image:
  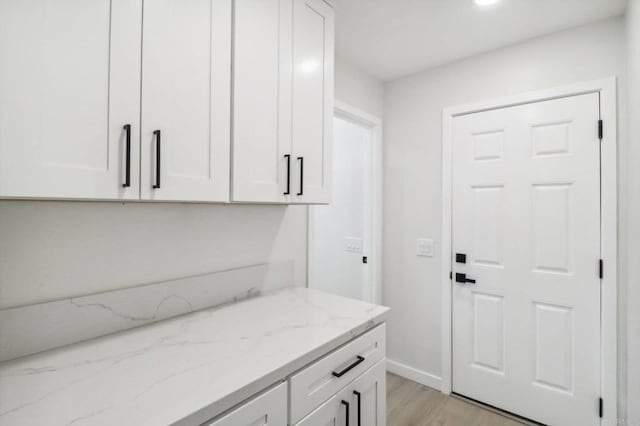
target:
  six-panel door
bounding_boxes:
[140,0,231,202]
[451,93,601,425]
[0,0,142,200]
[291,0,334,204]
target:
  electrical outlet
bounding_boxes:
[416,238,434,257]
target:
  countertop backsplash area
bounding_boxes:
[0,261,294,362]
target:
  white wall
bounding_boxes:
[383,16,628,411]
[625,1,640,424]
[0,201,308,309]
[335,56,385,118]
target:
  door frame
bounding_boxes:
[307,99,384,304]
[440,77,617,424]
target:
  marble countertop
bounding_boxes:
[0,287,389,426]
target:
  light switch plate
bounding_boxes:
[416,238,434,257]
[345,237,363,253]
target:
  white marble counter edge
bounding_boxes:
[176,311,389,426]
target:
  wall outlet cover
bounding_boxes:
[345,237,363,253]
[416,238,434,257]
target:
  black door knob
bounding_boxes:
[455,273,476,284]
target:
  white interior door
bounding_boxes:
[140,0,230,202]
[451,93,601,425]
[312,116,373,301]
[0,0,141,200]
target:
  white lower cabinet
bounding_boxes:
[291,325,386,426]
[289,324,386,423]
[203,326,386,426]
[347,359,387,426]
[295,385,351,426]
[295,360,386,426]
[206,382,287,426]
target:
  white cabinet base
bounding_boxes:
[295,359,386,426]
[203,326,387,426]
[206,382,287,426]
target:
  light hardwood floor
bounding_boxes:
[387,373,524,426]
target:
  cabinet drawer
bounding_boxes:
[289,324,386,423]
[294,359,386,426]
[205,382,287,426]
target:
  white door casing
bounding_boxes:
[140,0,230,202]
[0,0,142,200]
[451,93,601,425]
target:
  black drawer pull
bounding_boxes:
[284,154,291,195]
[153,130,161,189]
[341,400,350,426]
[353,391,361,426]
[122,124,131,188]
[332,355,365,378]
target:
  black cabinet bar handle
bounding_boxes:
[284,154,291,195]
[296,156,304,196]
[153,130,161,189]
[353,391,361,426]
[341,400,350,426]
[122,124,131,188]
[332,355,365,378]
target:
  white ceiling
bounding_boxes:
[335,0,628,81]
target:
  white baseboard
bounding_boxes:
[386,359,442,391]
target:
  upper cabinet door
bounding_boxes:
[0,0,142,200]
[140,0,231,202]
[232,0,293,203]
[291,0,334,204]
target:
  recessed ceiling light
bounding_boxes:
[475,0,499,6]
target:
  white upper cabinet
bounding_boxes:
[291,0,334,204]
[232,0,292,203]
[0,0,142,200]
[232,0,334,204]
[0,0,331,203]
[140,0,231,202]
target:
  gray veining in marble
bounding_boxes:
[0,287,389,426]
[0,261,294,362]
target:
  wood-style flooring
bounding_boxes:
[387,373,524,426]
